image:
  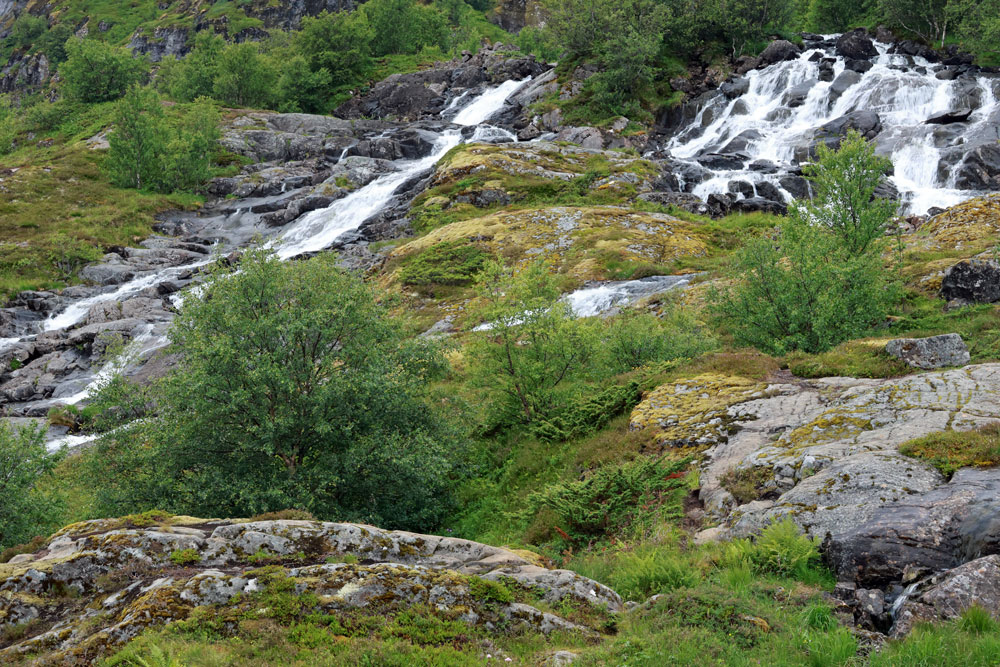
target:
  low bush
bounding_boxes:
[169,548,201,566]
[608,548,701,601]
[720,518,821,578]
[397,241,487,286]
[719,466,775,505]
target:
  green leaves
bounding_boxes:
[0,421,64,549]
[60,38,147,103]
[87,249,459,531]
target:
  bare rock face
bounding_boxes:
[0,517,621,664]
[891,555,1000,637]
[885,333,970,369]
[758,40,801,66]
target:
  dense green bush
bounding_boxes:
[397,241,487,286]
[85,249,460,531]
[60,38,147,103]
[720,518,822,577]
[604,308,715,374]
[0,422,64,549]
[529,381,643,442]
[712,132,901,355]
[104,86,220,193]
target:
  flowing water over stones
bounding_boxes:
[0,79,536,435]
[658,33,1000,214]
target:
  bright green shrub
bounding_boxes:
[397,242,487,286]
[60,38,147,103]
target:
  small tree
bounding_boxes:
[159,31,225,102]
[468,260,597,424]
[60,38,147,103]
[712,134,901,354]
[879,0,949,46]
[103,85,167,190]
[213,42,277,108]
[364,0,443,56]
[0,422,64,549]
[295,10,373,89]
[804,130,896,257]
[86,249,458,530]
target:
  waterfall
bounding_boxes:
[665,35,1000,214]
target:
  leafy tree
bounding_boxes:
[213,41,277,108]
[468,260,597,424]
[295,10,373,88]
[803,131,896,256]
[364,0,447,56]
[103,86,167,190]
[949,0,1000,61]
[542,0,616,61]
[7,13,47,51]
[86,250,459,530]
[0,422,63,549]
[723,0,797,57]
[711,134,901,354]
[60,38,147,103]
[34,23,73,64]
[104,86,219,193]
[879,0,949,46]
[807,0,876,32]
[604,308,715,373]
[158,31,225,102]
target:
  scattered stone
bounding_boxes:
[940,260,1000,305]
[885,334,970,369]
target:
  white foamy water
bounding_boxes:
[667,37,1000,214]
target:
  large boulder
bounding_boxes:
[836,29,879,60]
[953,143,1000,190]
[885,333,970,369]
[940,260,1000,305]
[0,517,621,664]
[758,40,801,66]
[798,111,882,160]
[892,555,1000,637]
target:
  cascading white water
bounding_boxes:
[273,77,531,260]
[667,36,1000,214]
[566,275,693,318]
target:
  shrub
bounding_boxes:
[603,308,716,374]
[467,576,513,603]
[248,509,317,522]
[397,241,487,286]
[169,548,201,566]
[721,518,821,578]
[521,456,691,545]
[212,42,277,108]
[0,421,64,549]
[959,605,999,634]
[529,381,643,443]
[85,249,459,532]
[719,466,775,505]
[899,423,1000,477]
[60,38,147,103]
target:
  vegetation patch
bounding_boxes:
[899,423,1000,477]
[720,466,776,505]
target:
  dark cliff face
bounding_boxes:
[490,0,546,34]
[0,50,48,94]
[243,0,360,29]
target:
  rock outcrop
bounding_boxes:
[885,334,970,369]
[0,517,620,664]
[940,259,1000,305]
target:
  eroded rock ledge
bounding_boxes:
[0,517,620,664]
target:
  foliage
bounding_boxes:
[803,132,897,257]
[397,241,487,286]
[104,86,220,193]
[603,308,716,374]
[606,547,701,600]
[168,548,201,566]
[295,10,374,90]
[529,381,643,442]
[806,0,878,32]
[0,421,64,549]
[879,0,950,46]
[899,423,1000,477]
[6,14,47,52]
[467,576,513,603]
[711,134,901,355]
[520,456,692,546]
[802,626,858,667]
[719,465,775,504]
[720,518,822,578]
[948,0,1000,62]
[468,260,598,424]
[60,38,147,103]
[363,0,448,56]
[212,42,277,109]
[84,249,459,531]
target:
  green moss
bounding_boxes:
[899,423,1000,477]
[719,466,775,505]
[467,576,513,604]
[396,241,487,287]
[168,549,201,566]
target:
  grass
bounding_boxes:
[899,423,1000,477]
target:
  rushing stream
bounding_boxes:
[666,35,1000,214]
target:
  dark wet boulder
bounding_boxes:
[818,58,836,82]
[893,39,940,62]
[779,174,813,200]
[953,144,1000,190]
[845,59,874,74]
[758,40,801,66]
[754,180,785,203]
[720,78,750,98]
[783,79,817,107]
[892,555,1000,637]
[638,192,714,217]
[925,108,973,124]
[727,180,755,198]
[732,196,787,215]
[825,468,1000,588]
[797,111,882,161]
[749,159,778,174]
[696,153,747,170]
[940,260,1000,305]
[719,129,762,153]
[836,29,878,60]
[829,70,862,102]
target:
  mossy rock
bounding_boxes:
[922,194,1000,252]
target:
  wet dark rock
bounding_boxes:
[818,58,836,82]
[935,67,960,80]
[720,78,750,98]
[749,159,778,174]
[836,29,878,60]
[893,39,940,62]
[637,192,713,216]
[754,180,784,203]
[696,153,747,170]
[779,174,813,200]
[706,193,734,217]
[953,143,1000,190]
[846,59,874,74]
[925,108,973,124]
[799,110,882,160]
[783,79,817,107]
[892,555,1000,637]
[727,180,755,198]
[731,196,787,215]
[758,40,801,66]
[825,468,1000,588]
[719,129,762,153]
[940,260,1000,305]
[829,70,862,102]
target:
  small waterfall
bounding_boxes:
[665,35,1000,214]
[566,275,693,317]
